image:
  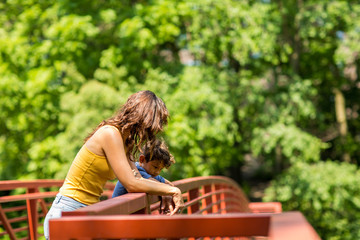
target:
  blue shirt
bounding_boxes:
[112,162,165,197]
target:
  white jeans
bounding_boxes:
[43,193,87,239]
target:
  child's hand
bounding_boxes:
[160,195,174,215]
[169,187,184,216]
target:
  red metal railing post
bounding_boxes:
[214,184,224,213]
[188,188,199,214]
[202,185,213,215]
[39,199,48,215]
[220,185,226,214]
[211,184,218,213]
[26,188,38,240]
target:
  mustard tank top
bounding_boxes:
[59,145,116,205]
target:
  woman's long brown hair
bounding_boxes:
[85,90,169,161]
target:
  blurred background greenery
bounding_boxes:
[1,0,360,239]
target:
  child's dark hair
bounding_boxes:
[143,138,175,169]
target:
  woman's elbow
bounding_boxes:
[126,186,137,193]
[124,179,141,193]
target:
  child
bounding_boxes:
[112,139,175,197]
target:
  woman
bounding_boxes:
[44,90,184,239]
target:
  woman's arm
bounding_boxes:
[164,178,174,186]
[128,160,142,179]
[95,126,183,215]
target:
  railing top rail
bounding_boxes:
[172,176,242,192]
[0,176,236,191]
[0,180,64,191]
[0,192,58,203]
[63,193,153,216]
[51,212,271,239]
[50,212,321,240]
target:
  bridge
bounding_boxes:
[0,176,320,239]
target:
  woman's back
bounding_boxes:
[60,144,116,205]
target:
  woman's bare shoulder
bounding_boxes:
[94,125,119,137]
[85,125,122,155]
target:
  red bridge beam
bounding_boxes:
[50,213,270,239]
[50,211,321,240]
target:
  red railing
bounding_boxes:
[0,176,320,240]
[49,176,320,240]
[0,179,114,240]
[51,212,320,240]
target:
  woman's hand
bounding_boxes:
[168,187,184,216]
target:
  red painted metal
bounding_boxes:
[62,192,149,216]
[0,205,16,239]
[0,179,115,240]
[26,188,38,240]
[269,211,321,240]
[0,180,63,190]
[49,212,322,240]
[50,212,321,240]
[62,176,255,217]
[188,188,200,214]
[50,176,322,239]
[202,185,212,214]
[1,176,320,240]
[249,202,282,213]
[50,213,271,239]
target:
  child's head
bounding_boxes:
[139,139,175,177]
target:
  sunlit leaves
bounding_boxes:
[0,1,359,216]
[100,9,117,24]
[264,161,360,240]
[55,81,124,174]
[252,123,329,164]
[162,67,239,178]
[188,0,278,67]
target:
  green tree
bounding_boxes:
[264,161,360,240]
[1,1,360,193]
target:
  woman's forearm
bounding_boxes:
[164,178,174,186]
[126,177,179,196]
[126,177,183,215]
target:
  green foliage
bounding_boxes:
[0,227,11,240]
[252,123,329,164]
[55,81,124,178]
[1,1,360,236]
[264,161,360,240]
[0,0,360,193]
[162,67,239,178]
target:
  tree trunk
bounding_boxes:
[333,88,350,162]
[274,145,282,174]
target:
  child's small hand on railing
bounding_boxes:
[169,187,184,216]
[160,195,174,215]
